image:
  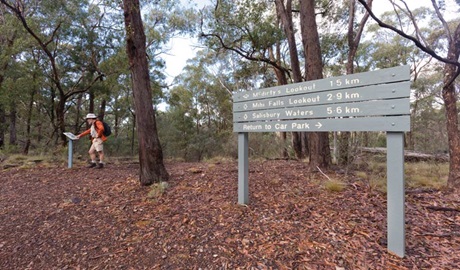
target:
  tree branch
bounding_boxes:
[357,0,460,69]
[0,0,65,96]
[200,32,291,75]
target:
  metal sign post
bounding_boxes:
[238,132,249,204]
[387,132,406,257]
[233,66,410,257]
[63,132,79,168]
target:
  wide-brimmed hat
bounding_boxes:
[85,113,97,119]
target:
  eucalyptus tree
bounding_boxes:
[299,0,333,168]
[364,7,443,154]
[0,4,17,148]
[274,0,305,159]
[316,0,373,165]
[162,49,237,160]
[0,3,44,151]
[273,0,333,168]
[122,0,171,185]
[358,0,460,188]
[201,0,316,159]
[0,0,113,146]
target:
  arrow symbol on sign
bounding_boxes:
[243,94,249,99]
[315,122,322,129]
[243,114,248,120]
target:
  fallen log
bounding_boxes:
[359,147,449,162]
[426,206,460,213]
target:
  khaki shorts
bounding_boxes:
[89,138,104,153]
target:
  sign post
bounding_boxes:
[387,132,405,256]
[63,132,79,168]
[238,133,249,204]
[233,66,410,257]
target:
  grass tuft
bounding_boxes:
[323,179,346,192]
[146,182,169,200]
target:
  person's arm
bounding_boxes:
[77,128,91,139]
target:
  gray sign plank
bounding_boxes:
[233,115,410,132]
[233,81,410,112]
[233,65,410,102]
[234,98,409,122]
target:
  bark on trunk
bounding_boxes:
[275,0,304,159]
[24,83,37,154]
[99,99,107,121]
[0,106,5,148]
[123,0,169,185]
[443,24,460,189]
[269,46,290,159]
[299,0,331,168]
[9,104,17,145]
[338,0,372,165]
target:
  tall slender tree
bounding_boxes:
[275,0,304,159]
[298,0,331,168]
[122,0,169,185]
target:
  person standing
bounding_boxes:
[77,113,107,169]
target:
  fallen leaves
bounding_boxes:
[0,161,459,268]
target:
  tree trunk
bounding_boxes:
[75,94,83,134]
[337,0,372,165]
[269,46,290,159]
[9,103,17,145]
[444,23,460,189]
[23,82,37,154]
[299,0,331,168]
[99,99,107,121]
[0,75,5,149]
[123,0,169,185]
[275,0,304,159]
[89,90,95,114]
[0,106,5,148]
[54,88,69,147]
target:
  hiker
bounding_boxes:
[77,113,107,169]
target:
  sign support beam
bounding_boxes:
[387,132,406,257]
[238,132,249,204]
[68,139,74,168]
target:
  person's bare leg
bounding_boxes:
[98,151,104,163]
[90,151,97,162]
[88,150,97,168]
[97,151,105,168]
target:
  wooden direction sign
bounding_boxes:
[233,81,410,112]
[233,65,409,102]
[233,65,411,258]
[234,98,410,123]
[234,115,410,132]
[233,66,410,132]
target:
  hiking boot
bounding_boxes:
[97,163,104,169]
[87,163,97,168]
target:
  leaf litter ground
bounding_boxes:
[1,160,459,269]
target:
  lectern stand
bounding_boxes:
[63,132,79,168]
